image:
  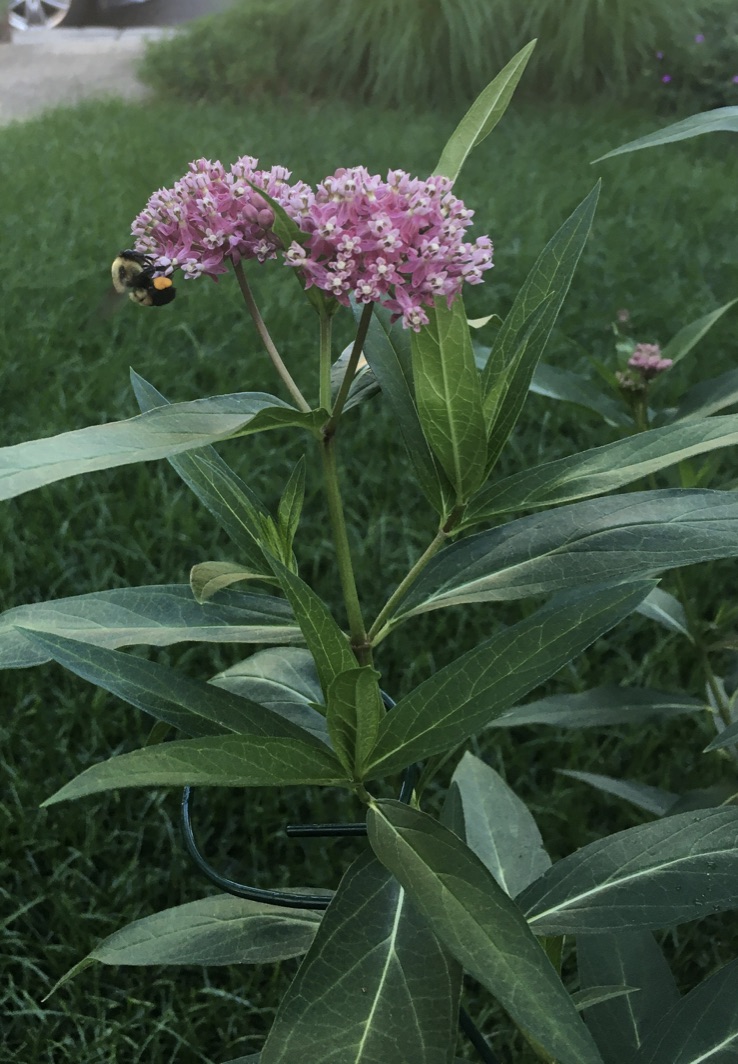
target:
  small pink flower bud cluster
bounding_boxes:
[628,343,673,379]
[131,157,312,280]
[283,166,493,330]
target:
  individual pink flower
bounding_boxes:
[282,165,493,330]
[616,308,630,323]
[628,342,673,379]
[130,157,312,280]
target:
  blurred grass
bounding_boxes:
[1,93,738,1062]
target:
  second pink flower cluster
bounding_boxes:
[131,157,493,331]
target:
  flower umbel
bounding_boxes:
[284,166,493,330]
[131,157,311,280]
[628,342,673,379]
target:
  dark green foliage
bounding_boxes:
[138,0,734,109]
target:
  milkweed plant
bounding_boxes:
[4,44,738,1064]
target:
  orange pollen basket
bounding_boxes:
[153,276,173,291]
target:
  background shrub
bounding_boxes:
[139,0,738,110]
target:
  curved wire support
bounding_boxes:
[180,691,413,909]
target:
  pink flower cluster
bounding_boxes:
[131,157,311,280]
[283,166,493,330]
[628,343,673,379]
[129,158,493,329]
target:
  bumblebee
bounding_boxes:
[111,250,176,307]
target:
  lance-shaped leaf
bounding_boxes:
[481,184,600,465]
[530,362,631,427]
[451,752,550,897]
[490,686,704,730]
[359,303,453,515]
[364,581,653,780]
[276,457,305,561]
[368,801,604,1064]
[661,298,738,366]
[636,588,691,639]
[53,894,322,992]
[132,371,274,569]
[593,105,738,161]
[190,562,274,603]
[571,986,639,1012]
[672,368,738,421]
[211,647,328,744]
[394,490,738,620]
[558,771,678,817]
[433,40,536,182]
[705,719,738,752]
[23,630,325,745]
[577,932,680,1064]
[261,850,461,1064]
[411,297,487,502]
[326,667,385,777]
[0,391,323,502]
[464,416,738,522]
[0,584,300,670]
[42,732,348,805]
[520,807,738,934]
[633,957,738,1064]
[266,558,356,695]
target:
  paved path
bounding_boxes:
[0,26,173,126]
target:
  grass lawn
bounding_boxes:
[1,91,738,1062]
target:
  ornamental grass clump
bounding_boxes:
[4,42,738,1064]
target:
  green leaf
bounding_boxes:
[210,647,328,744]
[558,771,678,817]
[520,807,738,934]
[704,719,738,752]
[529,362,631,427]
[23,630,322,744]
[636,588,691,640]
[0,390,321,502]
[358,303,453,515]
[491,686,704,730]
[433,40,536,182]
[593,106,738,162]
[633,956,738,1064]
[266,559,356,696]
[481,184,600,467]
[571,985,639,1012]
[367,801,604,1064]
[451,752,550,897]
[42,733,348,805]
[131,371,273,568]
[330,343,380,412]
[326,667,385,777]
[577,932,680,1064]
[54,894,321,992]
[261,850,461,1064]
[673,368,738,421]
[411,297,487,502]
[0,584,300,670]
[190,562,275,603]
[364,581,654,779]
[662,299,738,366]
[276,457,305,561]
[395,490,738,619]
[464,416,738,522]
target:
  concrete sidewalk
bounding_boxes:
[0,27,173,126]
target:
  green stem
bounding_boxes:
[368,525,449,645]
[232,260,311,413]
[319,312,332,411]
[324,303,373,434]
[320,433,372,665]
[674,568,732,730]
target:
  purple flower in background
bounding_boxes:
[733,75,738,83]
[628,343,672,379]
[616,308,630,324]
[661,74,672,83]
[695,33,705,43]
[656,51,664,59]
